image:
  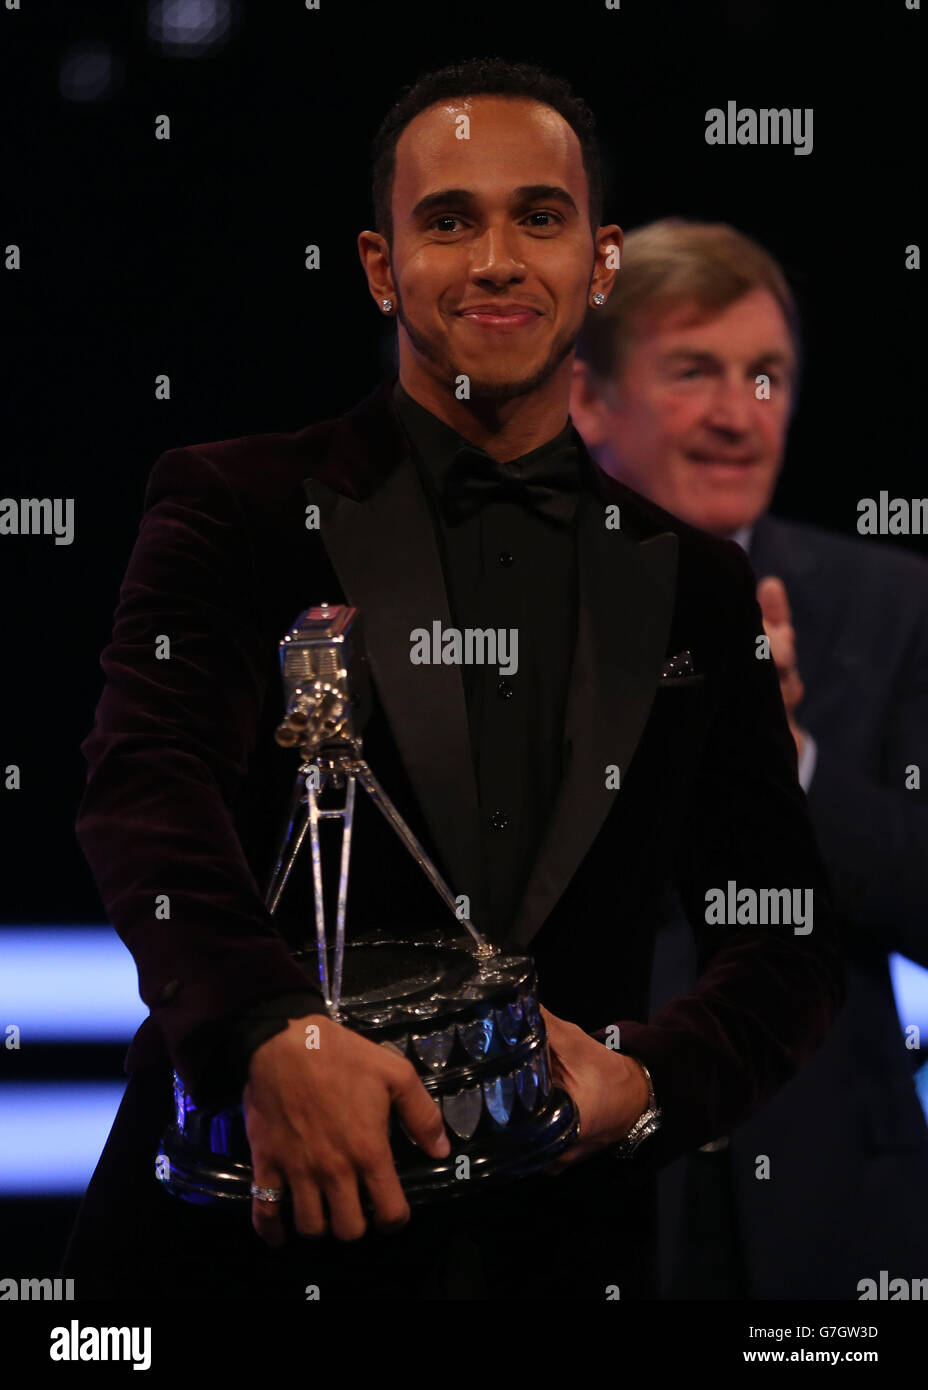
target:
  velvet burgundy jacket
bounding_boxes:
[75,375,846,1172]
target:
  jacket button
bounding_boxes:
[158,979,180,1005]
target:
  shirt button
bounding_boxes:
[497,678,514,700]
[497,551,514,567]
[489,810,509,831]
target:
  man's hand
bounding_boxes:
[757,574,807,761]
[540,1005,649,1174]
[242,1013,450,1245]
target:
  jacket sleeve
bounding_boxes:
[75,445,328,1108]
[610,540,847,1170]
[198,991,330,1102]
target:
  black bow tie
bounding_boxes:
[441,441,581,526]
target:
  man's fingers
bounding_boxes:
[781,668,805,713]
[391,1064,451,1159]
[321,1165,368,1242]
[757,574,791,626]
[539,1003,566,1048]
[250,1163,287,1247]
[761,585,805,720]
[289,1174,327,1239]
[758,574,791,624]
[243,1024,426,1245]
[767,624,798,674]
[360,1150,412,1232]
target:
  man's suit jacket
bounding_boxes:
[75,378,844,1184]
[652,512,928,1298]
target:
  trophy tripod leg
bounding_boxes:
[332,773,355,1011]
[306,769,356,1016]
[352,760,494,957]
[264,769,313,917]
[307,781,330,1005]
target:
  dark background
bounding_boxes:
[1,0,922,1277]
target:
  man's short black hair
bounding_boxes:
[371,57,603,248]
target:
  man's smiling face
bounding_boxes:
[584,288,796,535]
[379,95,613,403]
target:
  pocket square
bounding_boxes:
[659,649,696,681]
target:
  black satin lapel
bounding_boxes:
[509,493,679,948]
[303,460,489,932]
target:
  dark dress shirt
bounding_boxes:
[391,379,580,935]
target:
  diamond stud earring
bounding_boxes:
[592,292,605,307]
[381,298,394,313]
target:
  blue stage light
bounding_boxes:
[0,928,147,1042]
[889,952,928,1048]
[0,1082,126,1194]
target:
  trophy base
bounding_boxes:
[156,1087,578,1207]
[155,938,580,1208]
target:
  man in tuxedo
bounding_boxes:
[571,217,928,1299]
[62,64,844,1302]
